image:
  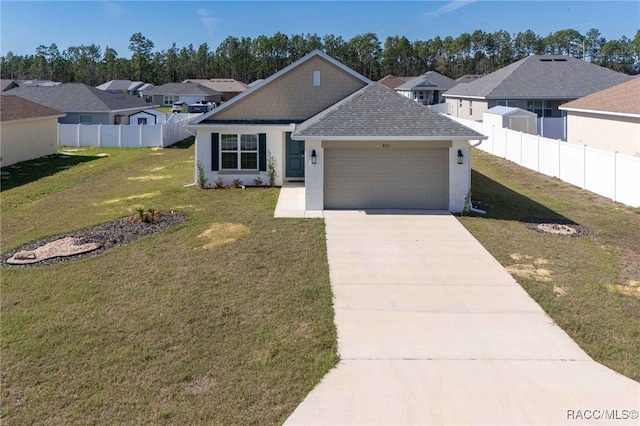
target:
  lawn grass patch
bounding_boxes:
[1,140,336,424]
[460,150,640,382]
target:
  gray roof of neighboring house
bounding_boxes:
[1,79,20,91]
[293,82,486,140]
[145,82,222,96]
[443,55,634,100]
[560,78,640,116]
[0,94,64,122]
[96,80,145,92]
[184,79,249,92]
[7,83,154,112]
[455,74,483,84]
[395,71,457,91]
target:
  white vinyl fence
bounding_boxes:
[58,114,199,148]
[449,116,640,208]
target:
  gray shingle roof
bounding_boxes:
[395,71,457,91]
[145,82,222,96]
[443,55,634,99]
[293,83,485,140]
[6,83,153,112]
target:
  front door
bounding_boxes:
[285,132,305,178]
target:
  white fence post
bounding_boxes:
[98,124,102,148]
[118,125,122,148]
[582,145,587,190]
[613,151,618,203]
[76,124,80,147]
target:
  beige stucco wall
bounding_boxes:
[1,117,59,167]
[213,56,367,121]
[566,112,640,157]
[445,98,489,121]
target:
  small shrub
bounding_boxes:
[231,178,243,189]
[133,207,161,223]
[253,177,264,186]
[214,177,225,189]
[462,190,472,216]
[266,150,278,186]
[196,161,208,189]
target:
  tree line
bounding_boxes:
[2,28,639,87]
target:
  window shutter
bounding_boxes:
[211,133,219,171]
[258,133,267,171]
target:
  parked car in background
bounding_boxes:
[188,101,215,113]
[172,101,186,113]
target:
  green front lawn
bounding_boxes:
[460,150,640,382]
[1,139,336,424]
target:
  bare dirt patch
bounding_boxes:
[506,253,553,282]
[197,223,250,249]
[181,375,213,394]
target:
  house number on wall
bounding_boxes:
[382,144,391,148]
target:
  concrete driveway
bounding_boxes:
[285,210,640,425]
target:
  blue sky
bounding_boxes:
[1,1,638,58]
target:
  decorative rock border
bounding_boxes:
[2,212,187,267]
[521,218,591,237]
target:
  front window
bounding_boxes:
[79,114,92,124]
[527,100,552,117]
[469,100,473,116]
[138,117,147,125]
[221,134,258,170]
[163,95,173,105]
[497,100,517,107]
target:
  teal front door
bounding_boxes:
[285,132,305,178]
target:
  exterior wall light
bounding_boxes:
[457,149,464,165]
[311,149,317,164]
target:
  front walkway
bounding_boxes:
[273,183,323,218]
[282,210,640,425]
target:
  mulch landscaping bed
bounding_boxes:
[1,212,187,267]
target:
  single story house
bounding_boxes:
[190,50,485,213]
[483,106,537,135]
[183,79,248,101]
[0,95,65,167]
[443,55,634,121]
[559,78,640,157]
[5,83,156,125]
[395,71,457,105]
[145,82,222,107]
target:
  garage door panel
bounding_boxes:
[324,148,449,210]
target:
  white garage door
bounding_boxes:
[324,148,449,210]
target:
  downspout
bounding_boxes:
[183,126,198,188]
[469,137,486,214]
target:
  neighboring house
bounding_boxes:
[128,109,167,125]
[190,50,485,213]
[6,83,156,125]
[145,82,222,107]
[0,95,65,167]
[183,79,248,101]
[377,75,413,90]
[483,106,538,135]
[16,79,62,87]
[443,55,634,121]
[559,78,640,157]
[1,79,20,92]
[395,71,457,105]
[96,80,152,97]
